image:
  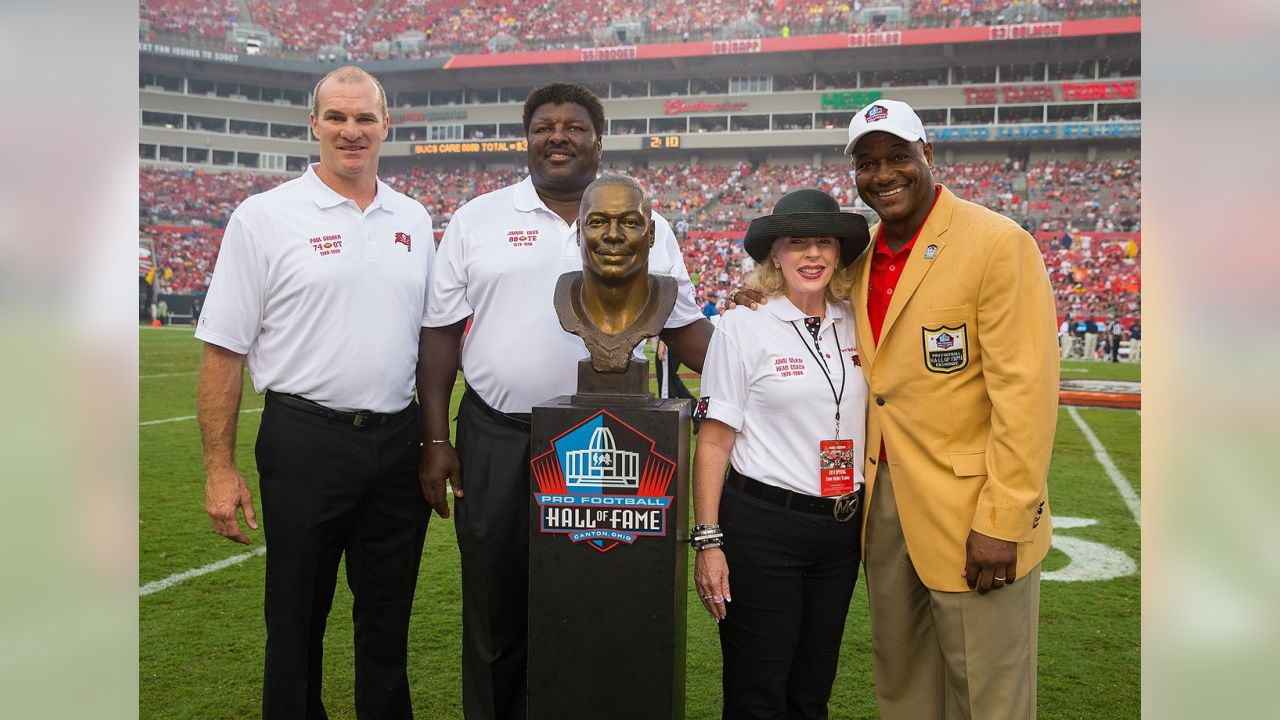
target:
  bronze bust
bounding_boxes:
[555,175,677,376]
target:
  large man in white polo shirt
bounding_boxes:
[196,66,436,720]
[418,81,714,719]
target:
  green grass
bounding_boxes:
[140,327,1140,719]
[1060,358,1142,382]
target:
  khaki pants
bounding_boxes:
[1058,334,1072,359]
[1128,339,1141,363]
[864,464,1041,720]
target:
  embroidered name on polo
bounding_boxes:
[507,228,540,247]
[773,356,807,378]
[309,234,344,256]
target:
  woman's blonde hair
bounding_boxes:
[745,242,855,303]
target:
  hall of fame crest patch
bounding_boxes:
[922,323,969,373]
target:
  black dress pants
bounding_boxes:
[656,350,696,401]
[717,482,863,720]
[256,396,429,720]
[455,388,533,720]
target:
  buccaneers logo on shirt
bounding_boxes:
[394,232,412,251]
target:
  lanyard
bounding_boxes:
[790,318,846,438]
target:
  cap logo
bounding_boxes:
[865,104,889,123]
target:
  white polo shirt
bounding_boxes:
[425,176,703,414]
[698,298,869,497]
[196,164,435,413]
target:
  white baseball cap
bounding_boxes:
[843,99,927,155]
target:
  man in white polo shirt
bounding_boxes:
[417,81,714,720]
[195,66,436,720]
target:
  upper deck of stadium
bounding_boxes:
[141,0,1140,61]
[141,10,1139,174]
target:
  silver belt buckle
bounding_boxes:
[833,491,859,523]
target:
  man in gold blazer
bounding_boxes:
[845,100,1059,719]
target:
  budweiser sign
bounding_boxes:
[663,98,748,115]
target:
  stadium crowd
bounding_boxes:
[140,158,1140,322]
[141,0,239,41]
[141,0,1140,59]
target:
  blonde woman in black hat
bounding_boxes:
[691,189,871,719]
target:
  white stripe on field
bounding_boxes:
[140,383,468,592]
[140,381,463,426]
[140,371,198,379]
[140,546,266,596]
[1066,406,1141,525]
[140,407,263,426]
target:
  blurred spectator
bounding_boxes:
[141,158,1140,330]
[141,0,236,41]
[144,0,1140,59]
[1126,319,1140,363]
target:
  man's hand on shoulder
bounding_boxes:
[727,287,766,311]
[205,466,258,544]
[419,441,462,518]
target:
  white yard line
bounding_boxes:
[140,407,262,426]
[141,381,470,594]
[1066,406,1141,525]
[140,547,266,597]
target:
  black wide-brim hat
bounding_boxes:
[743,188,871,267]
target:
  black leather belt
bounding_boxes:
[462,386,531,431]
[266,391,411,429]
[727,467,861,522]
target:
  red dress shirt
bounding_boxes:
[867,186,941,459]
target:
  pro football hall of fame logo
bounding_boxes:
[531,410,677,553]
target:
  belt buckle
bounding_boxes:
[832,492,859,523]
[352,411,373,429]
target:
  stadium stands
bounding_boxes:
[143,0,1141,60]
[141,0,238,41]
[246,0,373,56]
[140,158,1140,320]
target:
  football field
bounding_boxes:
[139,326,1140,719]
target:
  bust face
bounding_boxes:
[579,184,653,286]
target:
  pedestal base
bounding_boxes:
[527,395,691,720]
[572,358,652,404]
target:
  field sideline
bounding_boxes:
[139,326,1140,719]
